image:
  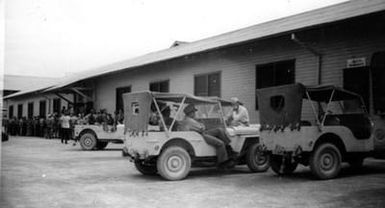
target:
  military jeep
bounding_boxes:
[122,91,269,181]
[257,83,385,179]
[74,124,124,150]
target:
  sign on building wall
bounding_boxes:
[346,57,367,68]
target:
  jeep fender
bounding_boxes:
[161,138,196,157]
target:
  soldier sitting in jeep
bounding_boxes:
[180,103,235,169]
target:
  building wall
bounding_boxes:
[5,93,73,118]
[94,15,385,123]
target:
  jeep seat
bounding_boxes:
[324,114,372,139]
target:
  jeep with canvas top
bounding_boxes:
[257,83,385,179]
[122,91,269,180]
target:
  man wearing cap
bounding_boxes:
[181,104,234,168]
[227,97,250,127]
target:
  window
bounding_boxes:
[39,100,46,118]
[131,102,140,115]
[194,72,221,97]
[28,102,34,118]
[270,96,285,112]
[116,86,131,112]
[53,98,61,114]
[17,104,23,119]
[256,59,295,109]
[9,105,14,118]
[150,80,169,92]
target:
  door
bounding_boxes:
[371,51,385,151]
[116,86,131,112]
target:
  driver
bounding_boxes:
[181,104,235,169]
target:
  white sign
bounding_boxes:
[346,57,367,68]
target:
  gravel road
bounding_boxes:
[1,136,385,208]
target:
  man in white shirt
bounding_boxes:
[227,97,250,127]
[60,111,71,144]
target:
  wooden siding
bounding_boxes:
[94,15,385,123]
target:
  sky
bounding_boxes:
[5,0,347,78]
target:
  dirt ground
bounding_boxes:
[1,136,385,208]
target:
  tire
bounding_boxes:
[310,143,342,180]
[348,157,364,169]
[96,141,108,150]
[79,132,98,150]
[246,143,270,172]
[270,155,298,175]
[134,161,157,175]
[157,146,191,181]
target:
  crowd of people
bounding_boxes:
[3,107,125,144]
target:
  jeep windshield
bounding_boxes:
[122,91,232,133]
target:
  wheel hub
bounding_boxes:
[167,155,183,172]
[321,153,334,169]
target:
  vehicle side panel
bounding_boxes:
[75,124,124,140]
[261,126,373,153]
[124,131,217,159]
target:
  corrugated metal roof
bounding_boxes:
[2,75,59,91]
[10,0,385,98]
[2,75,60,99]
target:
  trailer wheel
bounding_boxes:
[310,143,341,179]
[270,155,298,175]
[134,161,157,175]
[157,146,191,181]
[79,132,97,150]
[246,143,270,172]
[96,141,108,150]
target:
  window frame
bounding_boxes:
[194,71,221,97]
[255,59,295,110]
[149,79,170,92]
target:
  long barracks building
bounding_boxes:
[5,0,385,123]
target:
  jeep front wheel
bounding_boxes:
[246,143,270,172]
[270,155,298,175]
[310,143,341,180]
[134,161,157,175]
[157,146,191,181]
[79,132,97,150]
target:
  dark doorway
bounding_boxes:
[116,86,131,112]
[39,100,46,118]
[53,98,61,114]
[17,104,23,119]
[371,51,385,114]
[28,102,34,119]
[343,67,370,111]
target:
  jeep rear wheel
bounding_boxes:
[134,161,157,175]
[79,132,97,150]
[270,155,298,175]
[246,143,270,172]
[157,146,191,181]
[310,143,341,180]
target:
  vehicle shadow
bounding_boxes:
[266,161,385,181]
